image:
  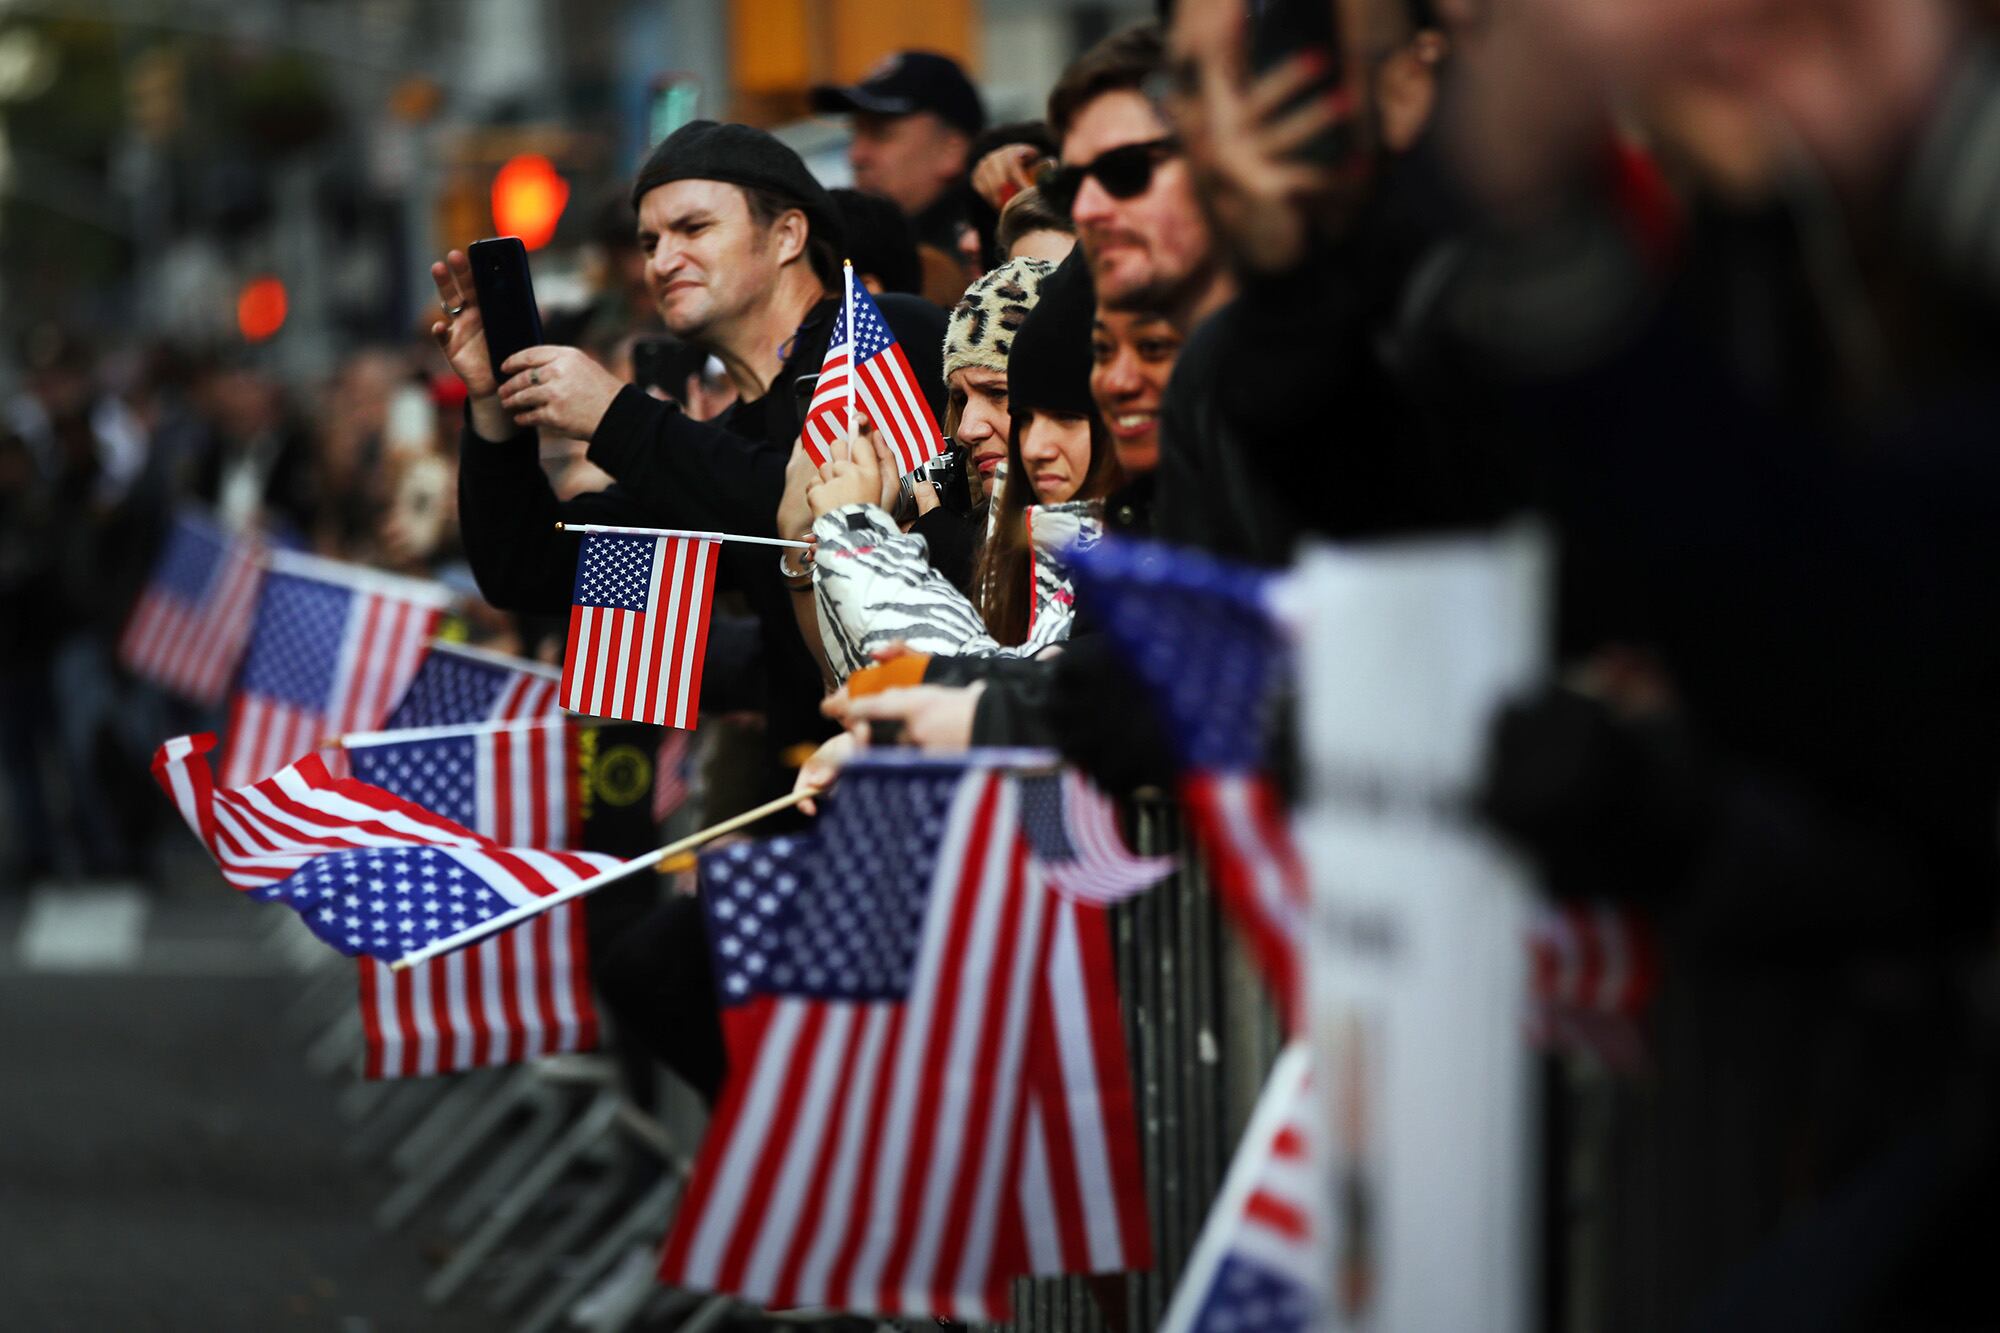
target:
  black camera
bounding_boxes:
[901,444,974,518]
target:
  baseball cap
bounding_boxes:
[811,51,987,137]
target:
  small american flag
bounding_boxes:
[1070,538,1308,1029]
[221,551,448,788]
[801,267,944,475]
[1160,1044,1324,1333]
[562,533,717,729]
[152,732,618,965]
[1019,769,1174,905]
[660,758,1046,1322]
[347,721,598,1079]
[1528,902,1657,1071]
[382,640,562,729]
[119,511,265,707]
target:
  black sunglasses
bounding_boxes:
[1036,138,1179,218]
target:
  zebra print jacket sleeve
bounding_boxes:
[809,501,1100,683]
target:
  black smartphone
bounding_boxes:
[632,335,708,399]
[467,237,545,381]
[1248,0,1351,166]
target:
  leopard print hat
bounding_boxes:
[942,257,1056,383]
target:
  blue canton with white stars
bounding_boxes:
[249,844,507,961]
[350,736,478,828]
[572,534,655,611]
[835,283,900,369]
[1069,538,1286,773]
[699,767,960,1006]
[1018,774,1076,864]
[156,518,225,602]
[239,572,353,706]
[383,651,510,728]
[1192,1255,1315,1333]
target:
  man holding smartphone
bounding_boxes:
[429,119,945,1100]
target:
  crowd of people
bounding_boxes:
[12,0,2000,1324]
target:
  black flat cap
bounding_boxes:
[630,119,842,245]
[811,51,986,137]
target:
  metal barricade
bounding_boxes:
[1009,796,1284,1332]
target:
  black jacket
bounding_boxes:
[458,292,947,756]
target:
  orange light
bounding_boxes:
[236,276,288,342]
[491,154,570,251]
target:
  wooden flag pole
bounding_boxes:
[553,521,810,551]
[387,785,821,971]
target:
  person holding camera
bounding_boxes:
[801,254,1117,682]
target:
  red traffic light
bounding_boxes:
[491,154,570,251]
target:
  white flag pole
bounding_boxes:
[553,522,809,551]
[387,785,821,971]
[842,259,857,443]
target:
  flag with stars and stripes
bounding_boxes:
[801,268,944,475]
[382,639,562,730]
[220,550,450,788]
[658,753,1150,1322]
[661,756,1043,1322]
[152,732,618,970]
[345,719,597,1079]
[1018,769,1174,905]
[1160,1044,1325,1333]
[1528,902,1658,1072]
[563,532,717,730]
[1069,537,1308,1030]
[118,510,266,707]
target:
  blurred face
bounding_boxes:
[947,366,1012,491]
[849,111,969,216]
[1060,91,1215,312]
[637,180,794,344]
[1016,410,1093,505]
[1090,307,1182,475]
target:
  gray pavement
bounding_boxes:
[0,880,498,1331]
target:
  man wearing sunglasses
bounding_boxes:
[1043,23,1234,333]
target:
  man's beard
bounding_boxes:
[1084,229,1217,319]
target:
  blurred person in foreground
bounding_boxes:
[431,118,945,1102]
[812,51,987,303]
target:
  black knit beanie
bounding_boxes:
[1004,246,1095,417]
[629,120,843,248]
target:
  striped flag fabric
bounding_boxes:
[382,639,562,730]
[1070,538,1308,1029]
[801,268,944,475]
[346,720,597,1079]
[118,511,265,707]
[563,532,717,729]
[1159,1044,1324,1333]
[1018,769,1174,905]
[660,757,1048,1322]
[152,732,618,964]
[1018,895,1152,1278]
[1528,902,1658,1071]
[221,550,449,788]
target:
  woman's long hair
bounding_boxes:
[970,408,1122,646]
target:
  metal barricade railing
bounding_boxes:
[1010,796,1284,1332]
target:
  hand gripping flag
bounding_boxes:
[382,639,563,729]
[1160,1044,1325,1333]
[153,733,617,967]
[1069,537,1308,1029]
[221,550,449,787]
[563,532,717,729]
[658,754,1150,1321]
[118,511,265,707]
[801,266,944,475]
[345,719,597,1078]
